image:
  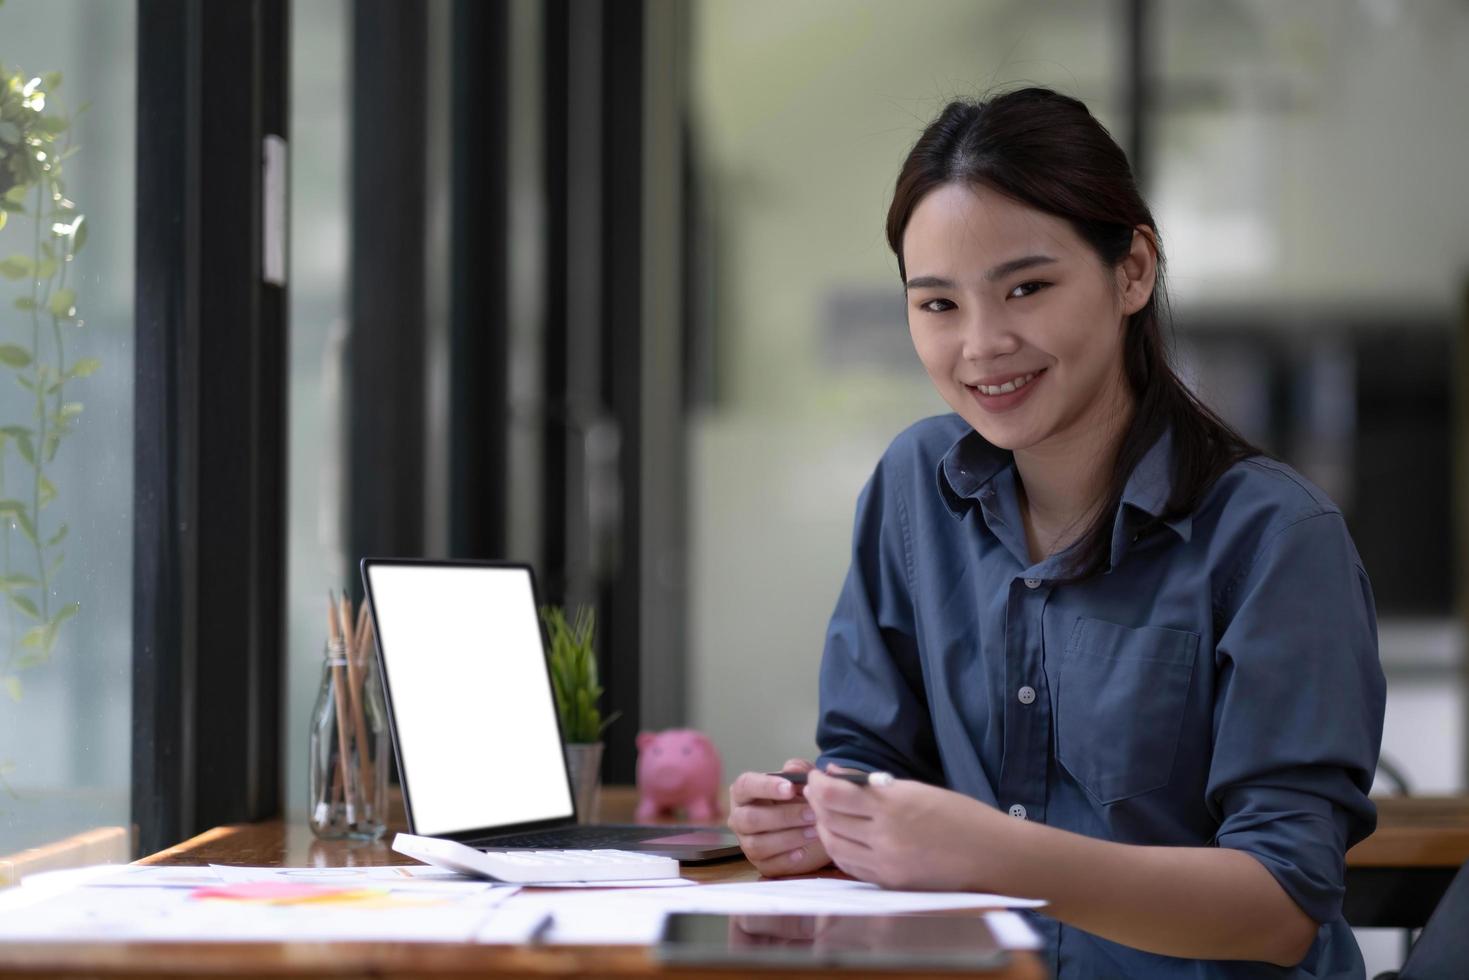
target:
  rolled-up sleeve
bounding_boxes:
[815,457,944,782]
[1207,511,1386,924]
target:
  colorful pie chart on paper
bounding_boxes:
[191,882,390,905]
[189,882,448,909]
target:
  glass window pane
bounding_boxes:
[687,0,1123,777]
[285,0,351,819]
[1154,0,1469,306]
[0,0,135,856]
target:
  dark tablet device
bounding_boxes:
[655,912,1010,971]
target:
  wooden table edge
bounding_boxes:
[0,810,1048,980]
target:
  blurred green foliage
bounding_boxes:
[540,605,619,744]
[0,62,95,715]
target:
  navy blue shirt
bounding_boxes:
[816,414,1385,979]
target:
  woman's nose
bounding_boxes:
[959,309,1020,362]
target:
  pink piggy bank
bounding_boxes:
[635,728,724,823]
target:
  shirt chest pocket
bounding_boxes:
[1055,617,1200,805]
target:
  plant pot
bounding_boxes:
[564,741,604,824]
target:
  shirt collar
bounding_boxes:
[1111,424,1193,561]
[936,430,1013,519]
[935,423,1193,562]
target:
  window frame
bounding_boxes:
[131,0,289,858]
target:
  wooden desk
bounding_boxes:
[1344,795,1469,928]
[2,790,1460,973]
[0,788,1045,979]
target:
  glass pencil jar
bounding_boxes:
[308,638,389,840]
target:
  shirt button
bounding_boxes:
[1023,578,1041,589]
[1008,803,1028,820]
[1017,685,1036,705]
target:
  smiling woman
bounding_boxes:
[888,91,1259,579]
[726,87,1386,980]
[901,182,1145,562]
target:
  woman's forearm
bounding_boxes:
[981,818,1319,967]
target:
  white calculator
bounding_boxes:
[392,832,681,884]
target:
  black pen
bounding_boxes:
[767,770,894,787]
[527,911,555,944]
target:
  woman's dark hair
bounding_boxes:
[887,87,1263,581]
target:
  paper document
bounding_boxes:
[77,865,230,889]
[982,910,1043,950]
[681,878,1048,913]
[208,864,505,894]
[0,864,216,899]
[523,877,697,889]
[206,863,691,890]
[0,865,1043,949]
[210,864,472,883]
[478,893,667,944]
[487,876,1046,945]
[0,864,516,943]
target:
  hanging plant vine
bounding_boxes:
[0,64,95,728]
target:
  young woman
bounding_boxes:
[727,88,1385,978]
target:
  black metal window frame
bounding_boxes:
[132,0,289,857]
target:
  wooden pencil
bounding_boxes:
[355,606,379,808]
[326,593,357,826]
[339,593,356,655]
[354,600,370,669]
[356,602,379,816]
[340,594,373,822]
[358,613,376,667]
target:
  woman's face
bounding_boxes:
[902,181,1151,454]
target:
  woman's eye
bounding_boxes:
[1008,281,1049,300]
[916,297,954,313]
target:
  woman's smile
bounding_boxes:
[966,367,1048,413]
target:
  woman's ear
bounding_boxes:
[1116,226,1158,315]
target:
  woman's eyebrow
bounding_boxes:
[903,275,955,291]
[985,254,1058,281]
[904,254,1058,291]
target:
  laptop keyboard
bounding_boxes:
[476,826,662,849]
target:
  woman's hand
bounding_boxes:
[804,767,1001,891]
[727,759,832,877]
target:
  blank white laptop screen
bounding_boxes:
[365,563,574,837]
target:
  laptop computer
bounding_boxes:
[360,557,743,862]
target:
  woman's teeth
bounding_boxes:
[975,370,1040,396]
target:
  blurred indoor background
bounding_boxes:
[0,0,1465,972]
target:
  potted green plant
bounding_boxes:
[539,604,617,824]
